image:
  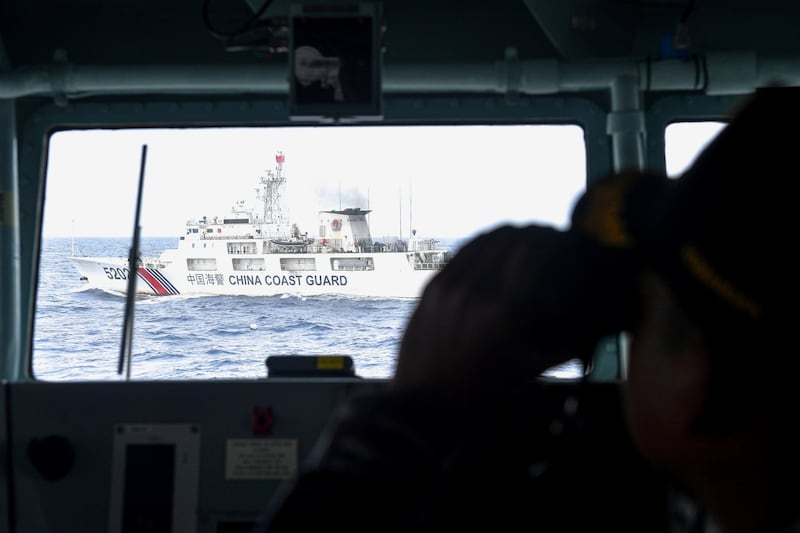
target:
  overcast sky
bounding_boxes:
[41,122,725,241]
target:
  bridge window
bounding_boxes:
[34,123,585,381]
[331,257,375,271]
[665,121,727,176]
[280,258,317,271]
[233,258,266,271]
[186,258,217,271]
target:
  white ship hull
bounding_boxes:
[70,251,442,299]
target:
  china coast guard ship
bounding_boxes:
[70,152,450,298]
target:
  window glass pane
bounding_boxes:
[35,125,586,381]
[665,121,726,176]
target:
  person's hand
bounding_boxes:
[393,224,599,404]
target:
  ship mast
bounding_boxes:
[258,151,287,225]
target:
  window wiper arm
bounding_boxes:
[119,144,148,379]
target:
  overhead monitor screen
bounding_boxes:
[289,3,382,121]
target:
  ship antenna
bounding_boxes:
[409,182,413,244]
[261,151,286,226]
[118,144,148,379]
[398,188,402,241]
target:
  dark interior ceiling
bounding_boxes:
[2,0,800,72]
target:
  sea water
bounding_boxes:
[33,237,581,381]
[34,237,427,381]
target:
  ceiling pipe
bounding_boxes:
[2,52,800,100]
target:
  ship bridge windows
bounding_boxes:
[280,258,317,271]
[331,257,375,271]
[187,258,217,271]
[227,242,258,254]
[35,122,600,382]
[233,258,266,271]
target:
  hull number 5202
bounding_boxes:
[103,267,130,280]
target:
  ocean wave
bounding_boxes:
[33,237,582,382]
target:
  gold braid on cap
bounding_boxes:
[578,177,634,248]
[681,245,762,317]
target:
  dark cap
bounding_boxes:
[570,86,799,340]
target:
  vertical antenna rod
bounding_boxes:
[118,144,148,379]
[409,182,413,241]
[398,189,402,241]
